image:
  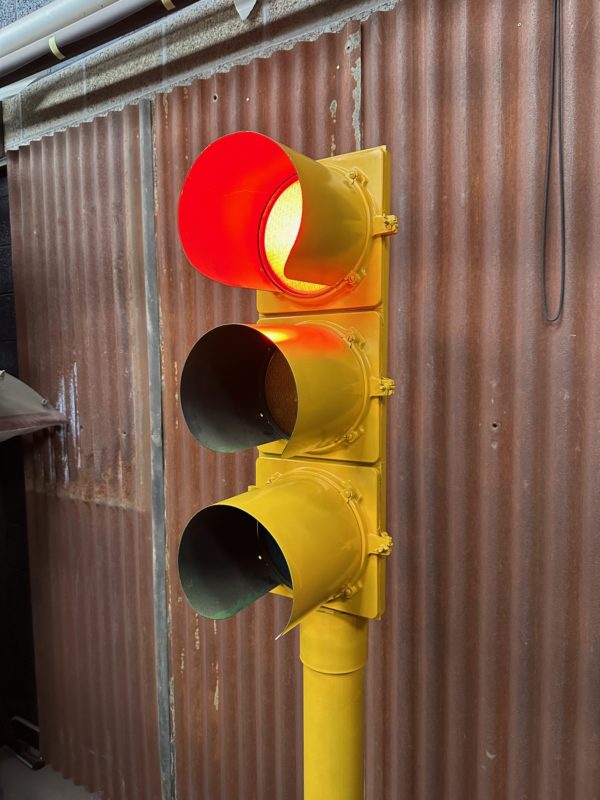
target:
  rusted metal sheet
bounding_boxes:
[7,106,164,800]
[154,23,362,799]
[361,1,600,798]
[155,1,600,798]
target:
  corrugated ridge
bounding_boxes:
[154,24,362,799]
[7,108,163,800]
[571,5,600,795]
[363,1,600,798]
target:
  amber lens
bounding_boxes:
[263,180,327,295]
[264,349,297,436]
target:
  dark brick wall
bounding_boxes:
[0,168,37,730]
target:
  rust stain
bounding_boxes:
[7,106,163,800]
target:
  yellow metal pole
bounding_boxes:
[300,609,368,800]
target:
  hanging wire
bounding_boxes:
[541,0,566,322]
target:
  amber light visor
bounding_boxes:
[180,323,367,457]
[180,324,297,452]
[177,131,371,294]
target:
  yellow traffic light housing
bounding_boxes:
[178,133,396,630]
[180,311,390,463]
[180,320,368,457]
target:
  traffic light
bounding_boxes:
[176,131,396,637]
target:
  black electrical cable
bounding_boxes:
[541,0,566,323]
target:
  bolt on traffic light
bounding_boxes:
[177,131,396,637]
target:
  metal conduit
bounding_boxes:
[0,0,121,58]
[0,0,200,88]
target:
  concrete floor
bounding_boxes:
[0,750,98,800]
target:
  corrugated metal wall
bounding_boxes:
[155,2,600,798]
[362,2,600,797]
[7,106,163,800]
[6,1,600,798]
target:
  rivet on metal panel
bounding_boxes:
[343,329,365,349]
[335,584,357,600]
[342,427,363,445]
[346,168,368,188]
[341,483,359,503]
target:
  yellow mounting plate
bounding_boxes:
[257,456,387,620]
[257,146,392,316]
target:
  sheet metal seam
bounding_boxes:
[138,99,175,800]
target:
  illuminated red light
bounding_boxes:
[178,132,329,295]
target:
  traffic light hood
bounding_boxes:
[178,131,372,296]
[177,467,366,636]
[180,322,368,458]
[176,136,396,642]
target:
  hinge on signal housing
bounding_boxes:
[368,532,393,556]
[373,214,398,237]
[369,376,396,397]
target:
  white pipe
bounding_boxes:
[0,0,159,77]
[0,0,122,59]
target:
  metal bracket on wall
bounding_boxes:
[0,371,66,442]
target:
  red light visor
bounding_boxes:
[178,132,370,296]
